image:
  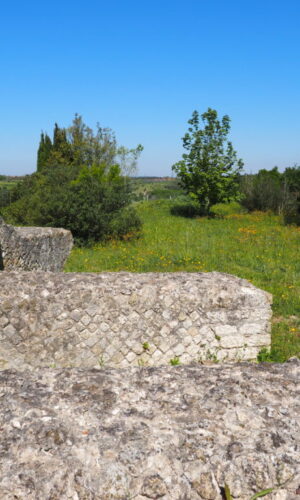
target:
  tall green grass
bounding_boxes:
[0,181,17,189]
[65,200,300,361]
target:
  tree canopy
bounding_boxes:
[172,108,244,213]
[37,114,143,175]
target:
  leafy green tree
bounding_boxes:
[118,144,144,178]
[36,114,143,176]
[172,108,244,213]
[66,114,118,168]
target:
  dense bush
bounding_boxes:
[1,116,142,245]
[239,166,300,227]
[240,168,284,213]
[282,194,300,226]
[2,164,142,245]
[284,165,300,192]
[282,166,300,225]
[170,202,205,218]
[108,206,142,239]
[170,199,245,219]
[0,187,10,208]
[169,164,300,225]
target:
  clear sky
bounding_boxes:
[1,0,300,176]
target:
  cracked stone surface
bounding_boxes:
[0,217,73,271]
[0,360,299,499]
[0,271,272,369]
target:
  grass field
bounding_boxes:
[131,177,182,201]
[65,200,300,362]
[0,181,17,189]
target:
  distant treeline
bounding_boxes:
[239,166,300,224]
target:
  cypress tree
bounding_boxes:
[37,132,45,171]
[53,123,67,151]
[37,132,53,171]
[44,134,53,165]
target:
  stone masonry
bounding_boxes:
[0,217,73,271]
[0,271,272,370]
[0,360,299,499]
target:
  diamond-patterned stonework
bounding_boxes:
[0,217,72,271]
[0,271,272,369]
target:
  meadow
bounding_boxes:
[131,177,182,201]
[0,181,17,189]
[65,199,300,362]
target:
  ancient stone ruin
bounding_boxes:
[0,217,73,271]
[0,360,299,499]
[1,230,294,499]
[0,271,272,370]
[0,254,298,500]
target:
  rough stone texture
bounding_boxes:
[0,271,272,369]
[0,217,73,271]
[0,360,299,499]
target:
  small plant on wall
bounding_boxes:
[170,356,180,366]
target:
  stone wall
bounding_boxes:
[0,218,73,271]
[0,271,272,369]
[0,360,299,499]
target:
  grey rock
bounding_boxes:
[0,271,272,369]
[0,361,299,499]
[0,217,73,271]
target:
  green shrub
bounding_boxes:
[108,206,142,240]
[240,168,284,213]
[210,201,245,218]
[2,164,142,245]
[0,187,10,208]
[1,115,144,245]
[282,195,300,226]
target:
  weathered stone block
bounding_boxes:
[0,217,73,271]
[0,271,272,369]
[0,361,298,499]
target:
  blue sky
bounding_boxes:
[1,0,300,176]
